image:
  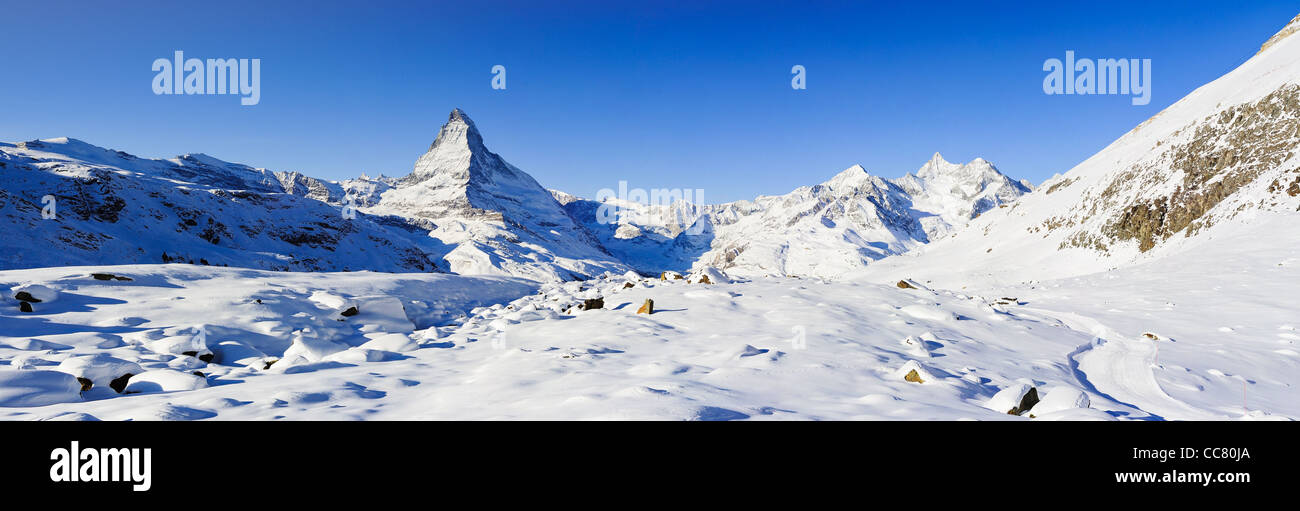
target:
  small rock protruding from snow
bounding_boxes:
[686,267,730,285]
[90,273,133,282]
[11,284,58,303]
[900,335,931,358]
[659,271,684,281]
[54,354,145,390]
[896,279,918,290]
[108,374,134,393]
[985,382,1041,415]
[123,369,210,394]
[578,298,604,310]
[637,299,654,315]
[894,360,935,383]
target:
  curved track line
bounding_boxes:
[1023,307,1225,421]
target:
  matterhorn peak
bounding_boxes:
[429,108,485,152]
[403,108,508,185]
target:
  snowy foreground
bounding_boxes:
[2,223,1295,420]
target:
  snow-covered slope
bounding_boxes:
[4,248,1293,420]
[868,14,1300,287]
[0,138,440,272]
[365,110,629,281]
[559,154,1030,278]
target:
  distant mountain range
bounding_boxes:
[13,12,1299,284]
[0,109,1032,280]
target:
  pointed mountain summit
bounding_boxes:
[370,109,628,280]
[404,108,505,186]
[916,152,962,178]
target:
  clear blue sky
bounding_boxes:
[2,0,1297,202]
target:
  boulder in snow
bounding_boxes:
[11,284,58,303]
[123,370,210,394]
[986,382,1040,415]
[55,354,145,389]
[894,360,935,383]
[90,273,133,281]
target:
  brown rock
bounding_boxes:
[77,377,93,392]
[108,373,134,393]
[623,282,635,289]
[903,368,925,383]
[1007,387,1040,415]
[14,291,40,303]
[636,299,654,315]
[896,280,916,290]
[340,306,359,317]
[580,298,604,310]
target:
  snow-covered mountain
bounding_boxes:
[558,153,1030,278]
[3,13,1300,423]
[868,13,1300,287]
[363,109,629,281]
[0,138,440,272]
[0,109,1025,282]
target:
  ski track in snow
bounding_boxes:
[1042,308,1224,421]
